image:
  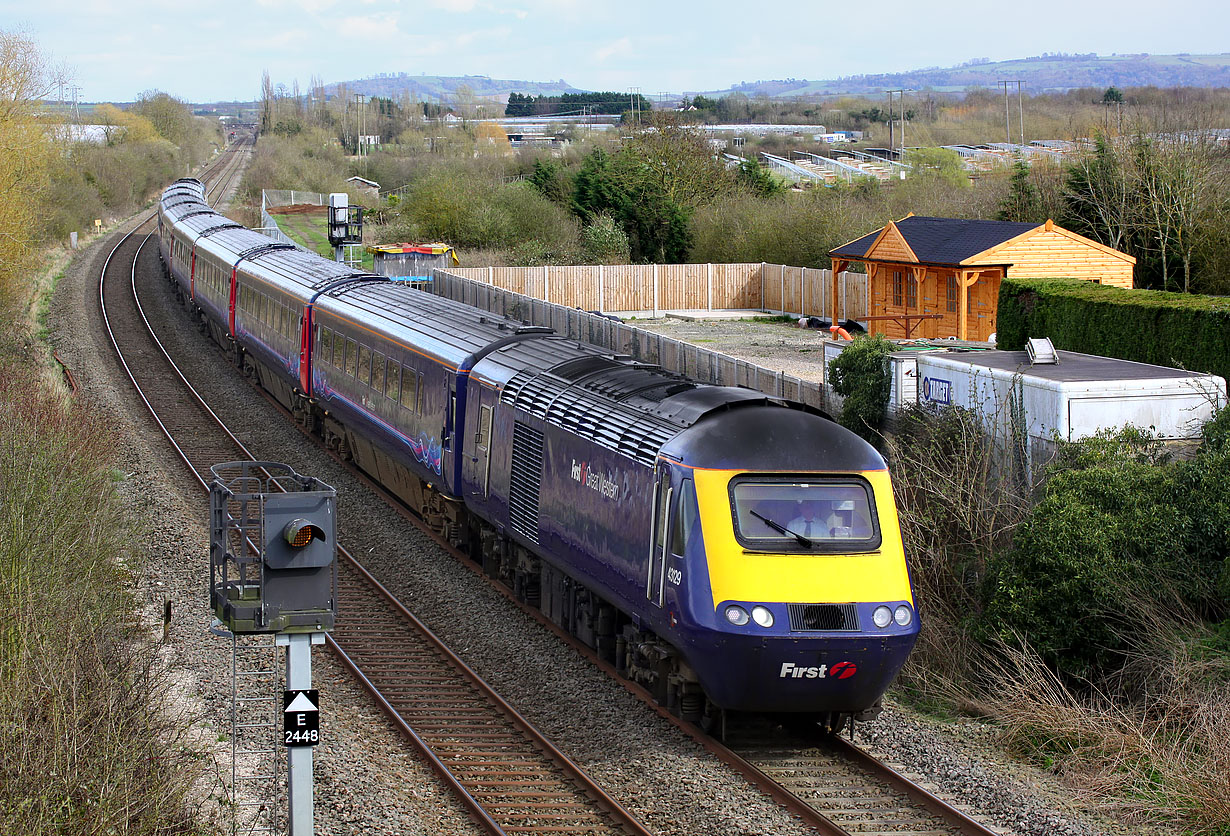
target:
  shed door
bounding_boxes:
[646,466,671,608]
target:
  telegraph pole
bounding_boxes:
[998,80,1024,145]
[886,89,907,159]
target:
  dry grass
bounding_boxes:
[0,357,215,834]
[886,406,1230,834]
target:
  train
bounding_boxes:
[157,177,919,729]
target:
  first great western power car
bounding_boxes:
[159,177,919,730]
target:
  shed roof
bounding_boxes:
[831,216,1039,264]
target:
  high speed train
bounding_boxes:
[158,177,919,729]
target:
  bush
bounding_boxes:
[0,366,209,836]
[981,425,1230,678]
[827,334,895,442]
[996,276,1230,384]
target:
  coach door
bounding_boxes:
[646,465,671,607]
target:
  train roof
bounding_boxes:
[475,336,805,467]
[314,281,540,369]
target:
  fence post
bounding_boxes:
[544,265,550,304]
[706,263,713,311]
[801,267,806,317]
[780,263,785,315]
[653,263,659,318]
[598,265,604,313]
[760,262,766,311]
[487,265,493,285]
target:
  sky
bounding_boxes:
[6,0,1228,103]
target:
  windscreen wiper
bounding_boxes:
[750,509,812,547]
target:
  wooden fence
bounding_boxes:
[431,269,840,414]
[448,262,868,321]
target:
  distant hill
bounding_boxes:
[324,73,583,103]
[708,53,1230,97]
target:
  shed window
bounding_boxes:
[946,276,957,313]
[906,276,917,309]
[892,271,903,307]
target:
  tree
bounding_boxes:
[1101,86,1124,104]
[1062,134,1136,254]
[735,157,784,198]
[0,30,53,299]
[619,114,731,209]
[571,148,692,263]
[903,147,969,189]
[997,160,1043,222]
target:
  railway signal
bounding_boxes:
[209,461,337,836]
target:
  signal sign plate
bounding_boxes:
[283,689,320,747]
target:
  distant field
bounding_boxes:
[270,210,374,272]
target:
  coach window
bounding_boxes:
[333,332,345,368]
[318,327,332,365]
[344,339,357,376]
[670,479,697,558]
[385,364,400,402]
[357,345,371,387]
[372,353,386,395]
[399,365,416,410]
[417,372,425,415]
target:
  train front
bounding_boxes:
[661,404,918,719]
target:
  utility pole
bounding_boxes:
[886,91,894,153]
[886,89,907,159]
[998,80,1024,145]
[628,87,641,126]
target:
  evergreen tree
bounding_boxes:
[997,160,1042,222]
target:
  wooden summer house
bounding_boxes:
[828,215,1136,341]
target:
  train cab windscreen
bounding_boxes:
[730,477,880,551]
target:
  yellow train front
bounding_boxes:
[655,405,918,721]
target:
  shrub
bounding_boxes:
[996,276,1230,384]
[827,334,895,442]
[981,426,1230,677]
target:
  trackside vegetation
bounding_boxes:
[0,29,219,835]
[886,405,1230,834]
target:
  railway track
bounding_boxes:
[97,140,1007,836]
[98,158,652,836]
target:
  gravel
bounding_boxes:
[47,212,1144,836]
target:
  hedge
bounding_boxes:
[997,277,1230,384]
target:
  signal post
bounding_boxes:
[209,462,338,836]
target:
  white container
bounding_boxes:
[911,348,1226,449]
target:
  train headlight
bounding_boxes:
[725,605,750,626]
[751,606,774,628]
[894,605,913,627]
[872,605,893,628]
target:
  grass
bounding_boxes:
[270,209,376,272]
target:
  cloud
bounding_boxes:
[337,13,402,40]
[594,37,633,63]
